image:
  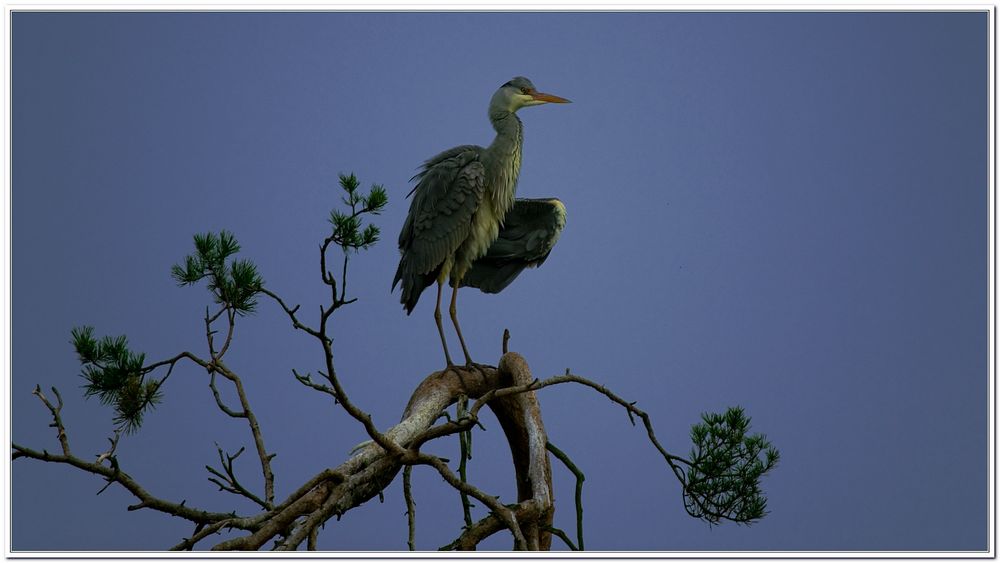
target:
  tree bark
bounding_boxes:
[216,352,554,550]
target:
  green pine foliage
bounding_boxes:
[171,230,264,315]
[329,173,387,252]
[683,407,779,525]
[67,173,386,435]
[70,326,160,434]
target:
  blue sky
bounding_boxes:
[11,11,989,551]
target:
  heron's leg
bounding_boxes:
[434,281,454,366]
[449,284,474,366]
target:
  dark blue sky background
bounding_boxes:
[11,11,988,551]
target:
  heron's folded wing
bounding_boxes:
[396,149,487,277]
[461,198,567,294]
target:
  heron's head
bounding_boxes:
[490,77,571,114]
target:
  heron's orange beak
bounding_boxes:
[530,90,571,104]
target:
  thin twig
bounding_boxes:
[259,288,323,339]
[403,465,416,551]
[170,519,234,551]
[292,369,338,400]
[216,308,237,359]
[94,431,121,467]
[546,441,585,551]
[205,444,271,510]
[315,323,401,456]
[339,245,349,303]
[12,443,258,528]
[200,303,275,506]
[542,525,579,551]
[209,372,246,418]
[465,372,691,478]
[439,499,546,551]
[266,262,398,456]
[32,385,70,455]
[456,395,474,528]
[213,361,276,507]
[406,452,527,551]
[320,238,338,306]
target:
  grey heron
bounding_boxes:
[393,77,570,366]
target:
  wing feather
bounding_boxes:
[461,198,567,294]
[393,147,487,312]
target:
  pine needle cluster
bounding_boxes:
[683,407,779,525]
[170,230,264,315]
[329,173,388,253]
[70,326,159,434]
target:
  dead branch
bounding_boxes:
[206,444,270,510]
[32,385,70,456]
[544,525,579,551]
[546,441,585,550]
[11,442,259,529]
[210,361,275,507]
[170,519,234,551]
[403,465,416,551]
[15,347,719,551]
[211,354,553,551]
[456,394,474,527]
[200,304,276,508]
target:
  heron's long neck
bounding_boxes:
[486,110,523,215]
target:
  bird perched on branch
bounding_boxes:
[393,77,570,367]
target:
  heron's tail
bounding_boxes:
[392,260,437,315]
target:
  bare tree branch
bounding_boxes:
[215,357,546,551]
[16,322,764,551]
[259,288,323,340]
[209,360,275,508]
[403,465,416,551]
[170,519,235,551]
[546,441,585,551]
[11,442,258,528]
[543,525,579,551]
[307,525,319,551]
[209,372,245,418]
[456,394,474,528]
[206,444,270,510]
[407,451,528,550]
[292,369,338,400]
[13,190,781,552]
[439,499,547,551]
[197,303,277,508]
[31,385,69,456]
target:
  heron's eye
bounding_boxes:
[520,87,529,94]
